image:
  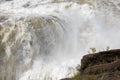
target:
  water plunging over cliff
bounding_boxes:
[0,0,120,80]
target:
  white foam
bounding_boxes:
[0,0,120,80]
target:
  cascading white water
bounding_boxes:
[0,0,120,80]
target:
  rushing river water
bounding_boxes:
[0,0,120,80]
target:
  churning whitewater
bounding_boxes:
[0,0,120,80]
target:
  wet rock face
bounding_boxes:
[60,78,71,80]
[83,59,120,74]
[5,0,12,1]
[61,49,120,80]
[102,72,120,80]
[81,49,120,80]
[81,49,120,74]
[0,0,12,3]
[0,15,8,22]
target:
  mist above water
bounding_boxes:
[0,0,120,80]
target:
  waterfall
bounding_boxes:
[0,0,120,80]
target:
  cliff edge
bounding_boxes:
[81,49,120,80]
[61,49,120,80]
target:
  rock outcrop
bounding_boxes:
[81,49,120,80]
[61,49,120,80]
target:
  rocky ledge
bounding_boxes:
[61,49,120,80]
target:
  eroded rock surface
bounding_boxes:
[81,49,120,80]
[62,49,120,80]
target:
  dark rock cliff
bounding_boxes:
[81,49,120,74]
[80,49,120,80]
[61,49,120,80]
